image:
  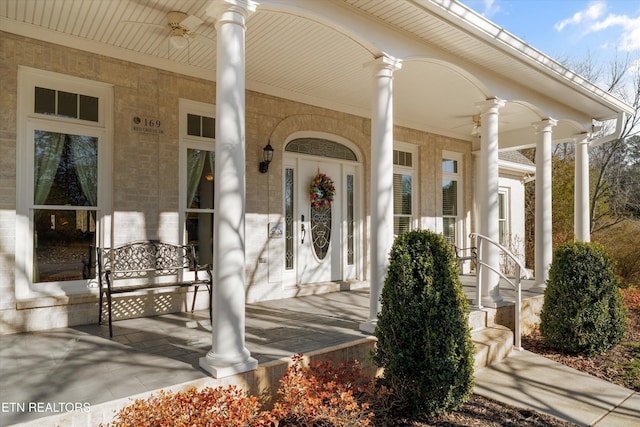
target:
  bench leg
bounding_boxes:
[191,285,213,324]
[98,288,103,325]
[107,290,113,338]
[191,285,199,313]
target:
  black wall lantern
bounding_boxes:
[259,142,274,173]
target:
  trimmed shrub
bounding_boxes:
[107,354,392,427]
[108,385,272,427]
[271,353,380,426]
[540,241,627,356]
[371,230,475,419]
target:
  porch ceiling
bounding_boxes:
[1,0,632,148]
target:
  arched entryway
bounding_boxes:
[282,135,363,287]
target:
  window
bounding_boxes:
[187,113,215,138]
[285,167,295,270]
[393,144,417,236]
[33,130,98,282]
[35,87,99,122]
[498,189,509,246]
[180,100,216,267]
[442,153,463,246]
[16,67,112,293]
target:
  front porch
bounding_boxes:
[0,278,542,427]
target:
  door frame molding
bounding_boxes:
[281,131,363,288]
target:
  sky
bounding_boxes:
[458,0,640,69]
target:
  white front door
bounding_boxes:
[297,160,342,284]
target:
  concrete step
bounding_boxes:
[472,325,513,370]
[469,308,488,332]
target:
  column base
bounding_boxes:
[480,297,509,308]
[529,282,547,293]
[359,320,376,335]
[481,294,505,308]
[199,351,258,378]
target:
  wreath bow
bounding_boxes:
[309,173,335,208]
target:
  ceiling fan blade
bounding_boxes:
[181,15,204,30]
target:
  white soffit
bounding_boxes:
[342,0,633,119]
[0,0,633,141]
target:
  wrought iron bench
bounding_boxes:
[97,241,212,337]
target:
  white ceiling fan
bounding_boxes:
[123,11,213,50]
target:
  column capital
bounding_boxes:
[207,0,257,25]
[574,132,590,145]
[365,55,402,77]
[532,118,558,133]
[476,97,506,114]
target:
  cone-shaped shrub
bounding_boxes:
[540,241,627,356]
[372,230,474,419]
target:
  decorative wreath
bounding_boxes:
[309,173,336,208]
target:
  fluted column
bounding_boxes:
[476,98,505,306]
[574,135,590,242]
[361,55,402,334]
[533,119,557,289]
[200,0,258,378]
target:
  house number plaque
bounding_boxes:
[132,116,165,135]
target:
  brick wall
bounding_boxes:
[0,32,472,334]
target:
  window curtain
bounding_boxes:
[69,135,98,206]
[34,131,66,205]
[33,131,66,282]
[186,149,206,208]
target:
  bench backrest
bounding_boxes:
[97,241,195,280]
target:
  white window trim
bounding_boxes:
[393,141,418,234]
[498,187,510,246]
[441,151,464,248]
[178,99,216,278]
[15,67,113,300]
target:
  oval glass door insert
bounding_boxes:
[310,205,331,260]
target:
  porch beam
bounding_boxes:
[361,55,402,334]
[200,0,258,378]
[533,118,557,289]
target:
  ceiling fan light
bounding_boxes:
[170,35,188,49]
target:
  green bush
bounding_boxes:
[540,241,627,356]
[593,220,640,288]
[371,230,474,419]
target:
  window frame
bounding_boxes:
[178,99,216,275]
[498,187,510,246]
[441,151,464,247]
[15,66,113,299]
[393,141,418,236]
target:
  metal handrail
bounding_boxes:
[469,232,531,350]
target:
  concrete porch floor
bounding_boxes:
[5,278,618,427]
[0,278,542,426]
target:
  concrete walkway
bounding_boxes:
[1,288,638,426]
[475,350,639,426]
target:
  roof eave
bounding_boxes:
[416,0,635,118]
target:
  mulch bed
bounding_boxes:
[406,394,579,426]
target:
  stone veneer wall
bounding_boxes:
[0,32,472,334]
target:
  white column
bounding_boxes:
[574,135,590,242]
[200,0,258,378]
[360,56,401,334]
[476,98,505,306]
[533,119,557,290]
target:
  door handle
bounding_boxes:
[301,214,306,244]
